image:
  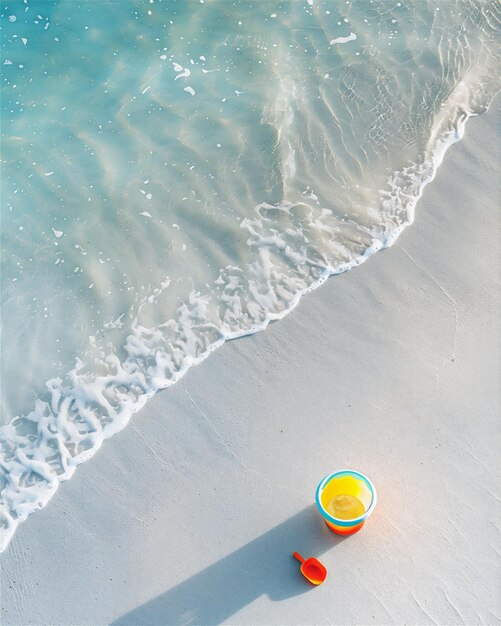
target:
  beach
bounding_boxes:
[1,93,499,626]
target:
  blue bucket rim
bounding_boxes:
[315,469,377,527]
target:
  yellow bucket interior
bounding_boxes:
[320,474,372,515]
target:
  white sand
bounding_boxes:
[1,101,500,625]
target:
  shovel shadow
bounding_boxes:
[111,505,347,626]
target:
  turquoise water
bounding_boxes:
[1,0,500,549]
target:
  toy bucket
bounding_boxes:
[315,469,377,535]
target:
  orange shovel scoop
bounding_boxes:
[293,552,327,586]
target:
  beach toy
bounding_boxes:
[292,552,327,586]
[316,469,377,535]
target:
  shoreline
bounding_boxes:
[1,91,493,554]
[1,100,500,625]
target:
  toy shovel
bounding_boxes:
[293,552,327,585]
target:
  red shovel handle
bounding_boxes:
[293,552,305,564]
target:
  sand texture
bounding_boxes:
[1,101,500,625]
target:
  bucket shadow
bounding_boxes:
[112,505,347,626]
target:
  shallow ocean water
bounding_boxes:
[1,0,500,550]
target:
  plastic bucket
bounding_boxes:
[315,469,377,535]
